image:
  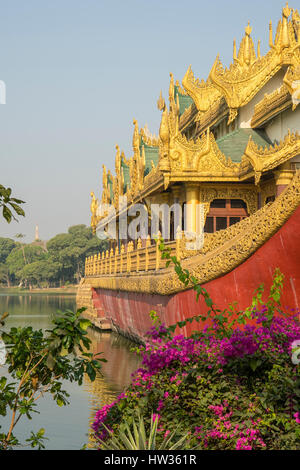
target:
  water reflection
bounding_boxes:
[0,292,140,449]
[84,330,141,448]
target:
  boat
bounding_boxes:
[77,4,300,343]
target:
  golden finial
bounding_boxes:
[102,164,107,187]
[269,20,274,47]
[169,72,174,101]
[157,90,165,111]
[244,22,252,65]
[281,2,291,48]
[257,39,261,59]
[115,144,121,173]
[132,119,139,153]
[245,21,252,36]
[282,2,291,19]
[233,38,237,61]
[159,106,169,144]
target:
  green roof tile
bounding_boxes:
[121,159,130,193]
[107,174,114,201]
[216,128,272,163]
[174,85,194,116]
[119,139,159,194]
[140,137,159,176]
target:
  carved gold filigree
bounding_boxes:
[251,84,291,128]
[243,130,300,184]
[182,65,221,114]
[194,97,228,132]
[101,164,109,205]
[283,64,300,109]
[157,74,241,182]
[260,179,276,206]
[91,4,300,237]
[292,8,300,40]
[90,192,101,234]
[209,5,300,124]
[140,125,159,147]
[199,185,258,221]
[179,103,197,133]
[84,171,300,295]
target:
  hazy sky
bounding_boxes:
[0,0,289,242]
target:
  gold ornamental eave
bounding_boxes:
[84,171,300,295]
[168,174,241,183]
[251,85,292,128]
[209,51,283,123]
[208,5,300,124]
[181,65,222,114]
[243,130,300,184]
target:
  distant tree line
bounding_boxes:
[0,224,108,288]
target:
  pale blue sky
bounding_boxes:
[0,0,289,241]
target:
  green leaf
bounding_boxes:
[60,346,69,357]
[46,353,56,370]
[79,319,91,331]
[2,206,12,223]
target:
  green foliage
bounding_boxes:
[6,245,47,274]
[0,185,25,223]
[46,224,108,284]
[0,238,17,264]
[93,242,300,451]
[0,307,107,449]
[98,410,192,450]
[0,263,11,287]
[0,224,108,287]
[19,259,62,286]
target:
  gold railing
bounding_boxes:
[85,233,179,277]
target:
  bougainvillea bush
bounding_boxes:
[92,260,300,450]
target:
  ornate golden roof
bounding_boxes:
[182,65,222,114]
[90,4,300,233]
[243,130,300,183]
[209,4,300,123]
[251,84,291,128]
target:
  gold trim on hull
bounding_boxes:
[84,172,300,295]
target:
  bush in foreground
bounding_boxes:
[92,246,300,450]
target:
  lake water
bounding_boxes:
[0,291,141,450]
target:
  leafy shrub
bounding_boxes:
[92,243,300,450]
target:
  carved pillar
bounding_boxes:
[160,192,170,239]
[171,185,182,237]
[257,185,262,209]
[274,163,294,196]
[171,185,182,203]
[185,183,199,234]
[160,192,170,204]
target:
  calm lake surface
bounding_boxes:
[0,291,141,450]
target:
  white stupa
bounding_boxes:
[35,224,39,241]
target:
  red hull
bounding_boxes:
[91,206,300,342]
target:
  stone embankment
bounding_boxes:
[76,279,111,331]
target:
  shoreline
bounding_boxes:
[0,286,78,295]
